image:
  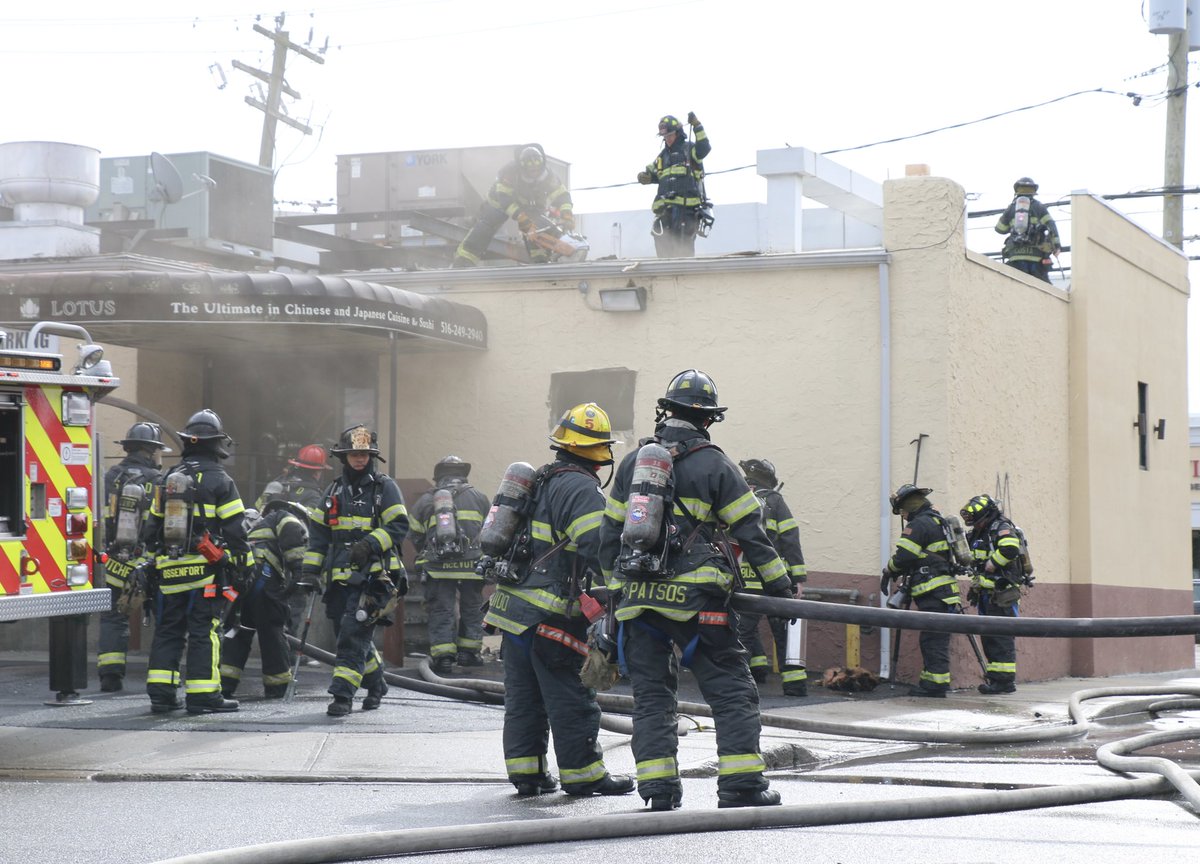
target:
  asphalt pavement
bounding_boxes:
[1,646,1198,863]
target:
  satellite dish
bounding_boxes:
[149,152,183,204]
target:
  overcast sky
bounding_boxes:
[3,0,1198,409]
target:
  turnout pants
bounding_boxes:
[979,589,1019,684]
[97,592,131,681]
[325,582,386,700]
[456,205,508,264]
[734,607,807,692]
[501,620,608,794]
[911,584,960,691]
[146,588,223,707]
[220,570,293,696]
[622,608,768,802]
[426,577,484,660]
[652,207,699,258]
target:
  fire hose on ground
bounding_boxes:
[217,598,1200,864]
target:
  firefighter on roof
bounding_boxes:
[452,144,574,267]
[410,455,491,674]
[598,370,789,811]
[995,176,1060,283]
[880,484,961,698]
[303,424,409,717]
[97,422,169,693]
[140,409,249,715]
[480,403,635,799]
[637,112,712,258]
[735,457,809,697]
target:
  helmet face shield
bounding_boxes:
[518,145,546,182]
[960,494,998,525]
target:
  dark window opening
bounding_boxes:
[1137,381,1149,470]
[0,393,22,536]
[548,368,637,433]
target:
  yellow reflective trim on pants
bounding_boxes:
[219,664,242,679]
[147,669,179,686]
[98,652,125,667]
[921,670,951,685]
[333,666,363,688]
[636,757,678,781]
[263,670,294,686]
[749,655,768,668]
[430,642,457,658]
[986,662,1016,674]
[717,753,766,776]
[561,760,606,785]
[781,669,808,682]
[185,616,222,693]
[506,756,542,776]
[456,637,483,650]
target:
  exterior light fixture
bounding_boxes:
[598,286,647,312]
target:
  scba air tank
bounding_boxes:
[113,482,146,553]
[621,443,673,553]
[433,488,459,548]
[944,515,973,568]
[479,462,536,556]
[162,472,193,551]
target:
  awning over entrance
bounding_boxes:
[0,269,486,353]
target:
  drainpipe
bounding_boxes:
[878,261,892,680]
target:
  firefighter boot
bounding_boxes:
[186,696,239,715]
[564,774,636,797]
[150,698,184,714]
[750,666,768,685]
[514,775,558,796]
[717,788,783,809]
[100,674,123,693]
[431,655,454,676]
[908,683,948,698]
[263,684,288,700]
[327,696,352,717]
[781,680,808,697]
[978,678,1016,695]
[645,792,682,812]
[361,682,388,710]
[456,650,484,667]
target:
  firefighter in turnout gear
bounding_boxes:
[411,455,491,674]
[880,484,961,698]
[961,494,1025,694]
[97,422,169,692]
[735,458,809,697]
[637,112,711,258]
[453,144,574,267]
[255,443,329,657]
[481,403,635,799]
[995,176,1060,283]
[303,425,409,717]
[219,500,309,699]
[599,370,789,811]
[140,410,249,715]
[254,444,330,516]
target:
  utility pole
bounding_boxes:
[1163,30,1188,249]
[233,14,325,171]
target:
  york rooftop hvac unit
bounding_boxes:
[335,145,571,245]
[87,151,274,259]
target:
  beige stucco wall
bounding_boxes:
[1068,195,1191,594]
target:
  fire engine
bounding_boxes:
[0,321,119,702]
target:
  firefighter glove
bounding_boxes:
[637,171,653,185]
[879,568,892,595]
[559,212,575,231]
[395,573,409,597]
[687,111,699,126]
[350,539,373,570]
[765,577,794,599]
[516,212,534,234]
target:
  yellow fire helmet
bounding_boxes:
[549,402,617,463]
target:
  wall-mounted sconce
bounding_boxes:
[1153,418,1166,440]
[598,285,647,312]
